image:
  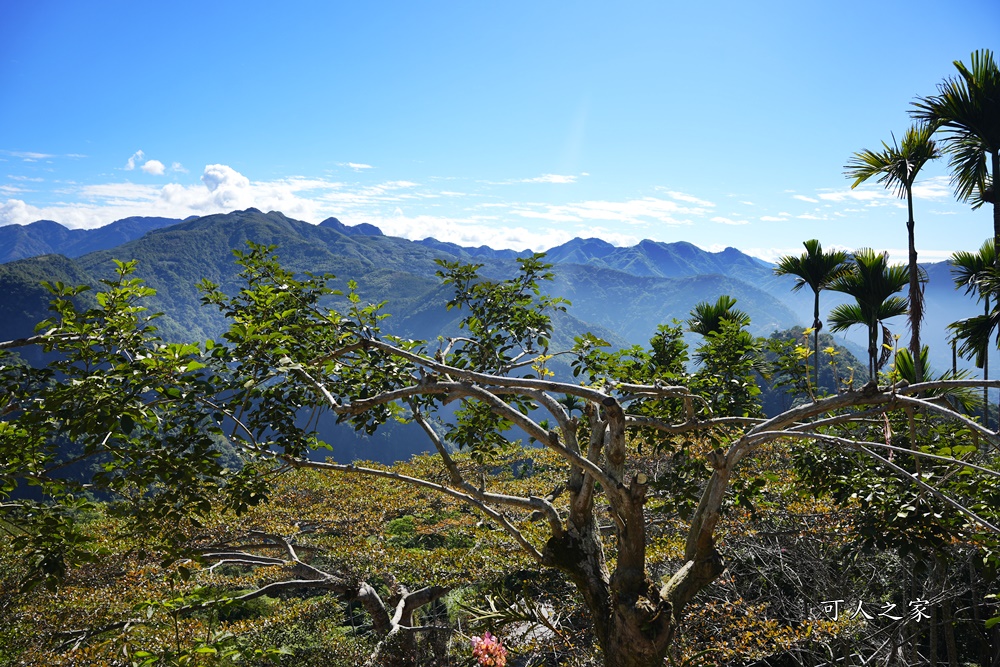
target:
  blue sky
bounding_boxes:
[1,1,997,262]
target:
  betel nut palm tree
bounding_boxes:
[828,249,910,381]
[950,239,998,427]
[687,294,750,337]
[915,49,1000,427]
[845,124,940,383]
[913,49,1000,251]
[773,239,849,393]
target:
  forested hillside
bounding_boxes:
[1,243,996,666]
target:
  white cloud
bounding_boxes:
[200,164,254,209]
[1,162,697,248]
[345,162,373,171]
[521,174,578,184]
[171,162,188,174]
[1,150,55,161]
[912,176,951,200]
[812,177,951,209]
[740,246,801,263]
[817,189,890,203]
[80,182,161,201]
[489,173,582,185]
[711,216,749,226]
[141,159,166,175]
[916,249,962,263]
[510,208,582,223]
[125,150,144,170]
[792,194,819,203]
[0,198,40,225]
[366,211,639,251]
[661,190,715,207]
[759,215,787,222]
[511,197,706,227]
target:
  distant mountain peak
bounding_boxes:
[1,215,183,264]
[319,216,384,237]
[415,237,525,260]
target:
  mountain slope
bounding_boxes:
[0,217,183,263]
[2,209,983,378]
[1,208,993,461]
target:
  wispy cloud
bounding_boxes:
[912,176,952,200]
[510,196,706,227]
[171,162,188,174]
[658,189,715,207]
[343,162,374,171]
[711,216,749,226]
[817,189,890,203]
[792,194,819,203]
[519,173,579,184]
[125,150,144,171]
[490,173,582,185]
[1,150,55,161]
[0,166,706,247]
[0,165,427,230]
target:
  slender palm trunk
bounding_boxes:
[868,324,878,381]
[985,295,991,430]
[991,150,999,430]
[906,191,923,383]
[812,290,821,393]
[992,151,999,257]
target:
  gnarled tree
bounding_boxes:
[3,245,1000,667]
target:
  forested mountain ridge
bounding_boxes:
[0,209,799,346]
[0,208,989,375]
[0,216,184,263]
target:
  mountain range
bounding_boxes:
[0,209,986,364]
[0,209,808,343]
[0,209,989,459]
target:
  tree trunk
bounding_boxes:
[544,523,675,667]
[991,148,999,431]
[985,295,991,431]
[941,594,958,667]
[930,603,939,666]
[813,289,821,394]
[907,193,923,384]
[545,434,725,667]
[992,150,999,270]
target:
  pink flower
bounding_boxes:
[471,631,507,667]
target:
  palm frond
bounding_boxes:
[828,303,865,332]
[894,347,982,413]
[688,295,750,336]
[948,134,991,207]
[949,312,1000,368]
[773,239,850,292]
[844,124,940,198]
[912,49,1000,206]
[950,239,996,297]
